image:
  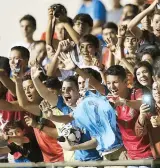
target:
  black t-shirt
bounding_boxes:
[8,134,43,162]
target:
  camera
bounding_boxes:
[50,4,67,18]
[142,93,155,114]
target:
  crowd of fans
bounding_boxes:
[1,0,160,168]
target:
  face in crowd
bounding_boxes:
[23,79,42,103]
[73,20,91,36]
[136,66,152,87]
[61,80,79,107]
[102,28,117,45]
[20,20,35,39]
[9,50,28,72]
[106,75,127,97]
[124,36,138,55]
[151,14,160,37]
[152,82,160,104]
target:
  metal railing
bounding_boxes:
[0,159,160,168]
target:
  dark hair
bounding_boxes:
[45,77,62,90]
[19,14,36,30]
[50,3,67,16]
[134,61,153,88]
[83,68,102,81]
[124,4,139,15]
[79,34,99,49]
[104,65,127,81]
[73,14,93,27]
[63,76,78,89]
[139,49,158,61]
[11,46,30,60]
[3,121,24,133]
[102,22,118,32]
[22,73,32,82]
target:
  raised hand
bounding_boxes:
[24,115,37,128]
[118,25,127,37]
[39,100,53,120]
[48,7,55,21]
[139,103,150,118]
[58,52,76,70]
[31,67,42,79]
[57,39,75,52]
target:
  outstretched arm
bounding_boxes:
[31,67,58,107]
[128,0,159,38]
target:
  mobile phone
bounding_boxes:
[57,136,65,142]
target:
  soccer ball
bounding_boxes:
[60,124,81,145]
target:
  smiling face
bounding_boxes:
[106,75,127,97]
[62,81,79,107]
[102,28,117,44]
[79,42,97,58]
[9,50,28,72]
[23,79,41,103]
[136,66,152,87]
[152,14,160,37]
[152,82,160,104]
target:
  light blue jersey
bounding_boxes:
[73,93,123,155]
[78,0,106,22]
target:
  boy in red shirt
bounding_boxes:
[105,65,152,167]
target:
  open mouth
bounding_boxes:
[64,95,72,102]
[111,90,118,94]
[27,94,33,100]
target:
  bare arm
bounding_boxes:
[73,137,97,150]
[75,67,105,95]
[9,136,29,145]
[128,0,158,38]
[0,100,24,111]
[31,68,58,107]
[50,114,74,124]
[126,100,142,110]
[46,49,60,77]
[63,22,80,44]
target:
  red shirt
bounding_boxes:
[108,89,152,159]
[41,32,57,41]
[33,120,64,162]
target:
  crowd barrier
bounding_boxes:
[0,159,160,168]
